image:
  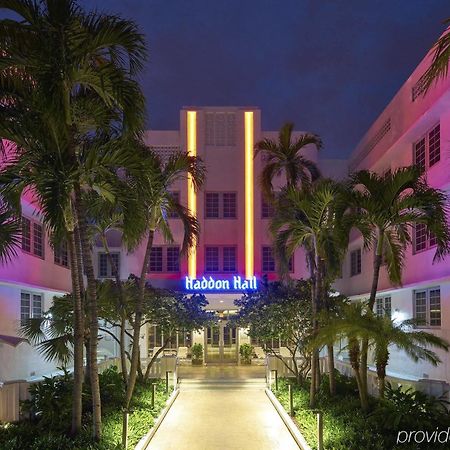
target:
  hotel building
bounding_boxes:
[0,45,449,389]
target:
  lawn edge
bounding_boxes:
[265,387,312,450]
[135,387,180,450]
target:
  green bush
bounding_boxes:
[1,376,170,450]
[239,343,253,364]
[21,368,73,432]
[191,343,203,363]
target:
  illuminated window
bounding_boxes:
[376,296,391,318]
[205,112,236,146]
[167,191,180,218]
[262,246,275,272]
[205,192,237,219]
[21,216,45,259]
[350,249,361,276]
[20,292,42,326]
[98,252,120,278]
[54,241,69,267]
[414,287,440,327]
[413,123,440,171]
[413,223,436,254]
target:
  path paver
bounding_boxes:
[147,365,299,450]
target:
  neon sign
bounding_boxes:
[185,276,257,291]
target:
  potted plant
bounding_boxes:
[239,343,254,365]
[191,343,203,365]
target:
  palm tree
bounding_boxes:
[423,18,450,91]
[122,150,205,447]
[0,0,147,438]
[315,303,449,401]
[341,167,450,410]
[0,195,21,263]
[254,122,322,200]
[270,179,344,404]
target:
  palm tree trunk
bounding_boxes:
[101,234,128,384]
[307,250,318,407]
[376,347,389,398]
[327,343,336,396]
[360,232,383,410]
[68,230,84,435]
[124,227,155,410]
[74,185,102,440]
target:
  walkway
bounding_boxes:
[147,365,299,450]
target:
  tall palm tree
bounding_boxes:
[341,167,450,410]
[255,122,322,200]
[122,150,205,446]
[0,0,147,439]
[315,303,449,401]
[270,179,344,405]
[423,18,450,91]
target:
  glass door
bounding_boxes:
[205,320,238,363]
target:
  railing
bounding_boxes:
[0,355,179,423]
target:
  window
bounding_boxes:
[261,246,293,273]
[166,246,180,272]
[205,193,220,218]
[223,246,236,272]
[149,247,163,272]
[414,287,441,327]
[222,193,237,218]
[205,247,220,272]
[98,252,120,278]
[21,216,45,258]
[148,246,180,273]
[376,296,392,318]
[261,198,275,218]
[262,246,276,272]
[205,192,237,219]
[413,223,436,254]
[205,112,236,146]
[205,246,237,272]
[20,292,42,326]
[54,241,69,267]
[350,249,362,276]
[167,192,180,219]
[413,124,440,171]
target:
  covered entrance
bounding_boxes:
[205,317,238,364]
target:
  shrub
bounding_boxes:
[191,343,203,363]
[21,368,73,432]
[98,366,125,408]
[239,343,253,364]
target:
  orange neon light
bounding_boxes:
[245,111,254,279]
[187,111,197,278]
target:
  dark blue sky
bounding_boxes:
[81,2,450,157]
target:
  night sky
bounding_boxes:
[38,2,450,157]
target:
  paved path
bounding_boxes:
[147,365,299,450]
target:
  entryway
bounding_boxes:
[204,319,238,364]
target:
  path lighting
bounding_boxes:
[311,410,323,450]
[165,371,172,393]
[288,384,294,416]
[271,369,278,391]
[151,383,156,409]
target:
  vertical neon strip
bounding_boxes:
[245,111,254,279]
[187,111,197,278]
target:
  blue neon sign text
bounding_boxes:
[185,276,257,291]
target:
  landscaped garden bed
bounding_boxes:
[0,367,170,450]
[273,374,450,450]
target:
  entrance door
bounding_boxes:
[205,320,238,363]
